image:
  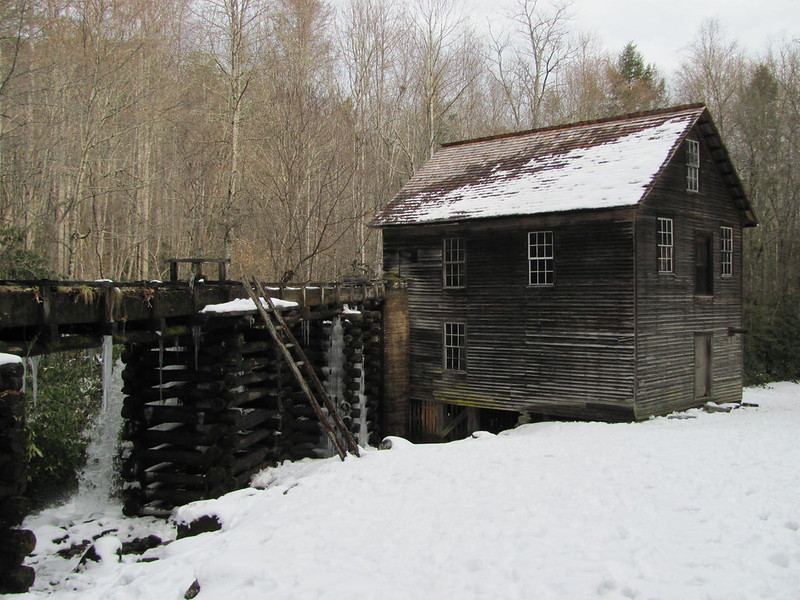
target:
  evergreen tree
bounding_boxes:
[607,42,666,114]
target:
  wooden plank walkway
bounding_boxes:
[0,280,384,355]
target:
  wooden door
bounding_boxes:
[694,333,712,399]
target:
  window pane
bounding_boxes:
[657,218,673,273]
[721,227,733,277]
[686,140,699,192]
[444,322,466,371]
[443,238,466,288]
[528,231,554,285]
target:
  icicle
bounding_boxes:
[192,325,202,371]
[75,357,125,510]
[321,317,346,458]
[352,322,368,448]
[101,335,113,412]
[27,355,40,408]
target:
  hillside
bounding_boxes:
[19,384,800,599]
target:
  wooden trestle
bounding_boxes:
[119,285,383,516]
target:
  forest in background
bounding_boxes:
[0,0,798,380]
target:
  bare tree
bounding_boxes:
[487,0,574,129]
[192,0,268,258]
[549,32,610,123]
[401,0,481,163]
[675,20,746,137]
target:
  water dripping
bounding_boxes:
[75,356,125,510]
[101,335,113,412]
[25,355,41,407]
[322,317,345,458]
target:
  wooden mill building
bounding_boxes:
[372,104,757,440]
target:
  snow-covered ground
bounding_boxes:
[19,384,800,599]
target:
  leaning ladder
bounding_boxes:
[240,278,360,460]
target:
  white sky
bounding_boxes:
[468,0,800,76]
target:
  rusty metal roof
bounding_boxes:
[372,104,753,227]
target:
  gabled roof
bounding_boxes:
[372,104,756,227]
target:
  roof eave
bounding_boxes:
[695,111,758,227]
[370,204,640,229]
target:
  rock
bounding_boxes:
[175,514,222,539]
[184,579,201,599]
[120,534,163,556]
[76,536,122,570]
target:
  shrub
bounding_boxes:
[25,352,102,506]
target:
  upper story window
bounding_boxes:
[695,232,714,296]
[443,322,466,371]
[721,226,733,277]
[686,139,699,192]
[443,237,466,288]
[657,217,674,273]
[528,231,554,285]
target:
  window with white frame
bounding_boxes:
[721,226,733,277]
[528,231,554,285]
[443,237,466,288]
[657,217,674,273]
[686,139,699,192]
[443,322,466,371]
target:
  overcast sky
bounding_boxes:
[469,0,800,76]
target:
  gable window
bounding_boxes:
[721,227,733,277]
[443,237,466,288]
[528,231,554,285]
[657,218,674,273]
[695,232,714,296]
[686,139,699,192]
[443,322,466,371]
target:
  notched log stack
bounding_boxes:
[278,319,328,461]
[340,307,383,448]
[120,318,282,516]
[120,300,385,516]
[0,361,36,594]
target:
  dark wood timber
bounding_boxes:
[245,278,359,459]
[376,108,753,434]
[0,280,384,355]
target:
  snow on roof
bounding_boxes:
[200,296,299,314]
[372,105,706,226]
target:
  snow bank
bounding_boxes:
[20,384,800,599]
[0,352,22,365]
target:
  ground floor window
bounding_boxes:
[443,322,466,371]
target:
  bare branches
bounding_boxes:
[487,0,575,129]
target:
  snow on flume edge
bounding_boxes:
[199,296,299,314]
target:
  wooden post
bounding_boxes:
[382,279,409,437]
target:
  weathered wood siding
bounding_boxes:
[383,210,638,422]
[634,126,745,418]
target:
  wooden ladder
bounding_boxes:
[240,278,360,460]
